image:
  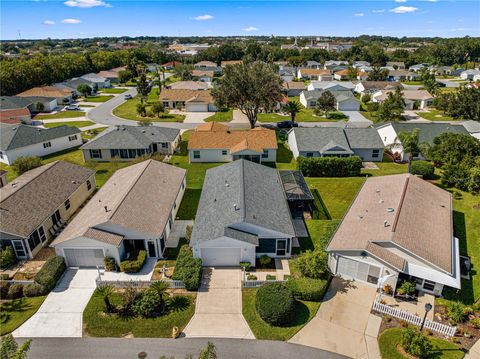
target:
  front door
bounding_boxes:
[147,241,156,257]
[276,239,287,256]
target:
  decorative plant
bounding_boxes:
[383,284,393,295]
[397,280,416,296]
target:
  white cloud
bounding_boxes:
[372,9,386,13]
[395,0,407,2]
[243,26,258,32]
[43,20,55,25]
[61,18,82,24]
[64,0,111,8]
[390,6,419,13]
[354,13,364,17]
[191,14,214,21]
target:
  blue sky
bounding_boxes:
[1,1,479,40]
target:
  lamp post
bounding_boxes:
[420,303,433,332]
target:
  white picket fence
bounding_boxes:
[242,280,286,288]
[95,277,185,289]
[372,300,456,337]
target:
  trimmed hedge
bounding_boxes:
[34,256,66,292]
[104,256,117,272]
[0,281,10,299]
[0,246,16,269]
[255,282,295,326]
[120,250,147,273]
[172,245,202,291]
[297,156,363,177]
[23,283,46,297]
[7,283,23,299]
[285,278,328,302]
[411,160,435,180]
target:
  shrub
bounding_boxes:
[0,281,10,299]
[11,156,43,176]
[23,283,45,297]
[285,278,328,302]
[247,274,257,280]
[411,161,435,179]
[0,246,16,269]
[172,245,202,291]
[297,156,362,177]
[34,256,66,292]
[0,274,9,280]
[266,274,276,280]
[104,257,117,272]
[255,282,295,326]
[402,327,432,358]
[470,317,480,329]
[120,250,147,273]
[132,288,161,317]
[447,301,465,324]
[396,280,416,296]
[295,250,328,279]
[259,255,271,267]
[240,262,251,271]
[7,283,23,299]
[185,225,193,242]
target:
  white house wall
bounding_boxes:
[352,148,384,162]
[287,130,300,158]
[189,148,276,163]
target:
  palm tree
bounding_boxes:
[392,129,427,173]
[96,284,114,313]
[283,100,302,123]
[151,280,170,310]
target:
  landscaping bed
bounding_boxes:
[112,97,184,123]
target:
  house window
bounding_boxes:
[64,199,71,210]
[276,239,287,256]
[12,240,26,258]
[161,143,168,149]
[222,150,227,156]
[423,280,435,292]
[89,149,102,159]
[43,142,51,148]
[87,180,92,190]
[27,229,42,252]
[262,150,268,159]
[68,135,78,141]
[372,149,380,158]
[38,226,46,243]
[193,151,200,159]
[128,149,136,158]
[306,152,314,157]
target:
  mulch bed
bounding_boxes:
[434,303,479,350]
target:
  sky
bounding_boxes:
[1,0,479,40]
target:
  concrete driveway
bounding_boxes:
[182,268,254,339]
[289,277,381,359]
[13,269,98,338]
[341,111,372,124]
[170,111,212,124]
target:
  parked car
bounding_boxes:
[65,104,80,111]
[277,121,299,129]
[124,94,133,100]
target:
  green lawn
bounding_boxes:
[258,109,345,123]
[378,328,464,359]
[205,109,233,122]
[242,288,320,341]
[113,97,184,123]
[0,296,47,335]
[82,95,114,103]
[83,291,196,337]
[417,109,455,122]
[44,121,96,129]
[362,162,408,177]
[82,127,107,140]
[100,88,128,94]
[35,111,85,120]
[176,188,202,220]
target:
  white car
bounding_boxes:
[65,104,81,111]
[124,94,133,100]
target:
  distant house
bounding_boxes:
[1,97,33,124]
[0,161,95,260]
[188,122,277,163]
[55,77,97,96]
[324,60,348,70]
[387,70,419,82]
[0,123,82,165]
[327,174,460,297]
[81,125,180,162]
[297,68,333,81]
[161,61,182,70]
[372,89,433,110]
[52,160,186,267]
[190,160,298,266]
[352,61,370,68]
[305,60,322,69]
[146,63,158,72]
[17,86,73,106]
[300,90,360,111]
[279,67,296,82]
[191,70,214,82]
[97,67,126,83]
[307,81,355,92]
[221,60,242,67]
[166,81,209,91]
[386,61,405,70]
[460,69,480,80]
[354,81,402,97]
[334,69,367,81]
[375,122,469,161]
[409,63,428,72]
[159,89,217,112]
[288,127,384,161]
[193,61,222,74]
[1,96,57,117]
[283,81,306,97]
[81,73,111,88]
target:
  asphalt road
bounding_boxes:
[21,338,349,359]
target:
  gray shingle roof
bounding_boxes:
[302,89,356,102]
[344,128,384,149]
[0,123,81,151]
[290,127,353,154]
[191,160,295,245]
[1,96,33,110]
[81,125,180,150]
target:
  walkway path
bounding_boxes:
[183,268,254,339]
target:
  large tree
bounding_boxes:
[211,62,283,128]
[77,83,92,98]
[315,91,336,118]
[393,129,426,173]
[425,132,480,166]
[377,87,406,122]
[136,73,150,98]
[367,66,388,81]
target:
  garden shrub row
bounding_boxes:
[411,160,435,179]
[285,278,329,302]
[255,282,295,326]
[172,245,202,291]
[104,256,117,271]
[34,256,66,292]
[0,247,16,269]
[297,156,363,177]
[120,250,147,273]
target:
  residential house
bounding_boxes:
[460,69,480,80]
[429,66,452,76]
[0,161,96,260]
[473,74,480,82]
[55,77,97,96]
[190,160,298,266]
[52,160,186,267]
[146,63,158,72]
[288,127,384,161]
[188,122,277,163]
[193,61,222,74]
[305,60,322,69]
[327,174,460,296]
[1,96,57,117]
[386,61,405,70]
[166,81,209,90]
[300,90,360,111]
[81,125,180,162]
[307,81,355,92]
[161,61,182,70]
[221,60,242,67]
[0,109,31,125]
[81,73,111,88]
[0,170,7,188]
[0,123,82,165]
[376,122,469,161]
[297,68,333,81]
[191,70,214,82]
[97,67,126,83]
[372,89,433,110]
[387,70,419,82]
[324,60,348,70]
[352,61,371,68]
[283,81,306,97]
[159,89,217,112]
[279,67,296,82]
[409,63,428,72]
[17,86,73,106]
[354,81,402,97]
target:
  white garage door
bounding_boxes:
[186,103,208,112]
[336,256,381,285]
[64,248,104,267]
[201,248,241,267]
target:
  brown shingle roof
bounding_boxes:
[0,161,95,238]
[192,70,214,77]
[221,60,242,67]
[159,89,213,103]
[17,86,72,98]
[0,108,31,124]
[83,228,124,247]
[299,69,331,76]
[195,122,229,132]
[283,81,306,90]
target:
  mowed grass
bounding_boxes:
[83,291,196,337]
[176,188,202,220]
[242,288,320,341]
[362,162,408,177]
[378,328,464,359]
[417,109,455,122]
[205,109,233,122]
[44,121,95,129]
[0,296,47,335]
[35,111,85,120]
[82,95,114,103]
[100,88,127,94]
[257,109,344,123]
[113,97,184,123]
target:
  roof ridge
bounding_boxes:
[391,174,410,233]
[240,160,246,222]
